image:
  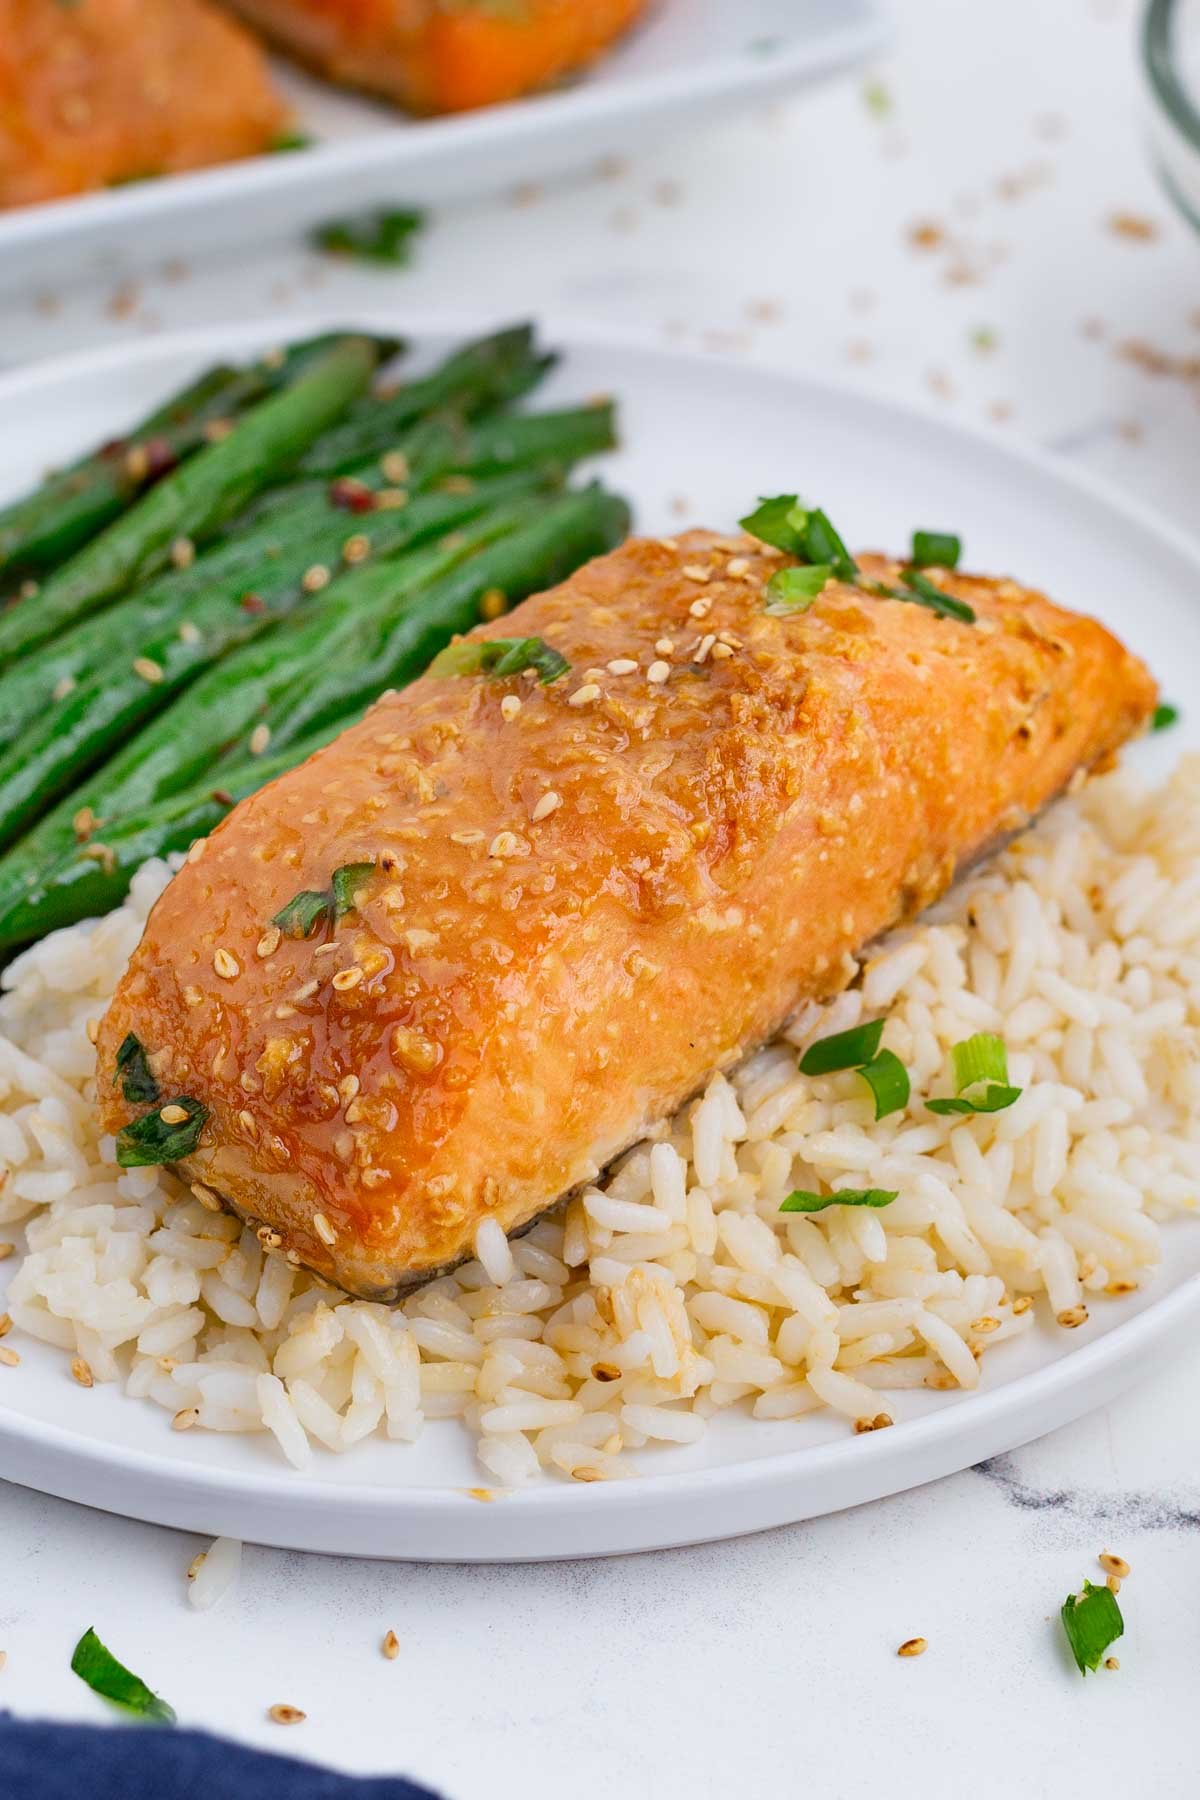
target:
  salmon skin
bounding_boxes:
[0,0,289,209]
[222,0,650,115]
[97,530,1156,1298]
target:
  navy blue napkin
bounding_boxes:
[0,1718,440,1799]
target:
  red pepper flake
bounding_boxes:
[210,789,235,807]
[142,437,179,480]
[328,477,377,514]
[239,593,266,614]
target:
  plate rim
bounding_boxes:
[1,309,1198,1554]
[0,6,887,253]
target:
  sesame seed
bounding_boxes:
[970,1315,1001,1333]
[688,598,712,620]
[682,563,712,582]
[172,1406,198,1430]
[726,556,750,576]
[382,1630,400,1660]
[302,564,331,593]
[213,948,240,980]
[70,1357,94,1388]
[450,829,486,846]
[0,1314,11,1338]
[332,966,363,991]
[531,791,561,822]
[489,831,528,858]
[711,641,734,660]
[191,1183,222,1212]
[897,1638,927,1658]
[178,620,201,644]
[203,418,234,443]
[293,980,319,1002]
[312,1212,337,1246]
[52,676,76,701]
[268,1705,306,1726]
[1011,1295,1033,1314]
[376,488,409,509]
[0,1346,19,1367]
[607,658,638,675]
[654,637,675,656]
[187,1551,207,1581]
[159,1103,189,1125]
[187,839,206,864]
[480,587,507,621]
[237,1109,258,1138]
[1099,1552,1130,1579]
[646,660,670,684]
[381,451,409,484]
[133,656,164,684]
[125,447,149,481]
[170,536,195,570]
[342,533,370,565]
[1056,1305,1088,1328]
[500,695,522,722]
[73,806,96,839]
[0,1243,13,1262]
[1104,1657,1120,1671]
[256,925,281,959]
[249,724,271,756]
[694,634,716,663]
[568,683,601,707]
[572,1467,605,1483]
[86,1017,100,1044]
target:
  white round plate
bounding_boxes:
[1,314,1197,1561]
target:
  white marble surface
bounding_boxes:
[3,0,1200,1792]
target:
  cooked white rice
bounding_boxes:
[1,757,1198,1484]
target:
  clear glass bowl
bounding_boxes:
[1142,0,1200,230]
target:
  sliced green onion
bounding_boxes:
[71,1627,176,1725]
[1151,702,1179,733]
[331,861,375,921]
[900,568,976,624]
[910,529,961,569]
[739,494,806,556]
[781,1188,898,1214]
[927,1032,1021,1114]
[927,1085,1022,1116]
[312,206,425,266]
[113,1033,160,1107]
[764,564,833,614]
[952,1032,1009,1090]
[1060,1581,1123,1676]
[271,130,313,154]
[858,1049,910,1120]
[801,508,858,582]
[116,1098,208,1168]
[429,635,570,685]
[273,888,331,939]
[799,1018,885,1076]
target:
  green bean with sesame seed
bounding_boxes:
[0,335,383,664]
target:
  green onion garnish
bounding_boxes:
[273,888,332,939]
[780,1188,899,1214]
[801,508,858,582]
[910,530,961,569]
[1060,1581,1123,1676]
[429,635,570,685]
[739,494,805,556]
[113,1033,160,1107]
[764,564,833,614]
[858,1049,910,1120]
[1151,702,1179,732]
[115,1098,208,1168]
[311,206,425,266]
[271,130,313,154]
[900,568,976,623]
[926,1032,1022,1115]
[740,495,858,581]
[331,861,376,921]
[799,1018,885,1076]
[71,1627,176,1724]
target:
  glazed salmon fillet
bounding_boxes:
[97,530,1156,1298]
[222,0,649,114]
[0,0,289,209]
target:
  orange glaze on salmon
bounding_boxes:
[0,0,289,209]
[97,531,1157,1298]
[222,0,650,114]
